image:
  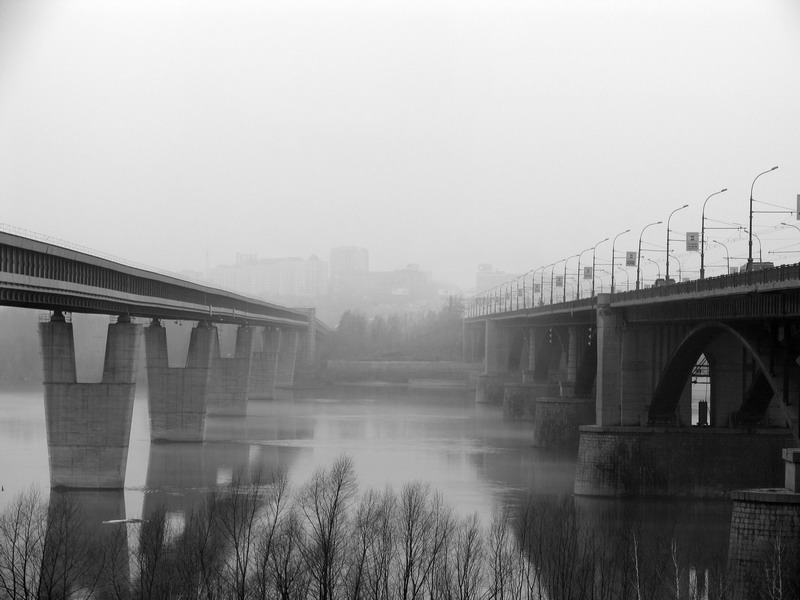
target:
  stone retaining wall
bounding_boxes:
[574,426,793,498]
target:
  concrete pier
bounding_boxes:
[533,396,595,448]
[274,328,298,399]
[144,320,215,441]
[248,327,281,400]
[727,449,800,599]
[574,426,793,497]
[502,381,558,419]
[207,325,254,416]
[40,313,142,488]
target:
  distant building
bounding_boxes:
[208,255,328,298]
[476,264,517,292]
[330,246,369,277]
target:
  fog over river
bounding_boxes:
[0,384,732,582]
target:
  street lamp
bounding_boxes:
[610,229,630,294]
[742,228,763,263]
[669,253,682,282]
[564,253,580,302]
[665,204,688,283]
[700,188,727,280]
[550,260,564,305]
[591,238,609,297]
[637,221,662,290]
[712,240,730,275]
[540,263,554,306]
[646,257,661,284]
[575,247,593,300]
[615,266,630,291]
[748,166,779,268]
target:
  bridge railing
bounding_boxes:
[465,262,800,318]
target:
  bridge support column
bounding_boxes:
[207,325,254,416]
[596,296,655,426]
[521,328,538,383]
[275,329,299,398]
[248,327,281,400]
[145,320,215,441]
[40,313,143,488]
[727,448,800,598]
[476,319,519,404]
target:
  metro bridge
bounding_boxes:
[1,227,327,488]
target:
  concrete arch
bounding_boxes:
[648,321,779,426]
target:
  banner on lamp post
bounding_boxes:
[555,276,563,287]
[625,251,637,267]
[583,266,592,280]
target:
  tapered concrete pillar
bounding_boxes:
[298,308,316,369]
[40,313,142,488]
[248,327,281,400]
[275,329,299,389]
[566,326,579,385]
[207,325,254,416]
[145,320,215,441]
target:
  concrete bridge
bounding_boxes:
[464,264,800,496]
[1,228,328,488]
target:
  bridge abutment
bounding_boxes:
[207,325,254,416]
[144,320,215,442]
[40,313,142,488]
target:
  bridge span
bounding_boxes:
[1,228,328,489]
[466,264,800,590]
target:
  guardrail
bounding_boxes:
[466,262,800,319]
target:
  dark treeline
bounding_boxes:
[326,297,463,362]
[2,456,798,600]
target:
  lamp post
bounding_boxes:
[646,257,661,284]
[669,253,682,282]
[575,247,593,300]
[700,188,727,280]
[637,221,662,290]
[564,254,580,302]
[615,266,630,291]
[540,263,553,306]
[610,229,630,294]
[743,228,763,263]
[550,260,563,305]
[748,166,779,269]
[712,239,730,274]
[590,237,609,297]
[665,204,688,283]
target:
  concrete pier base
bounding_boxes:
[207,325,254,416]
[533,396,595,449]
[476,373,521,404]
[727,449,800,599]
[40,314,142,488]
[502,382,558,420]
[145,320,215,442]
[574,426,793,498]
[248,327,281,400]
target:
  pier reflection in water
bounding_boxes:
[0,385,731,588]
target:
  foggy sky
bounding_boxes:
[1,0,799,290]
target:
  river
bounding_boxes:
[0,383,733,593]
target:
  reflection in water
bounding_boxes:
[0,385,732,586]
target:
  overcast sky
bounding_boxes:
[1,0,798,289]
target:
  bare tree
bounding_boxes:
[0,487,46,600]
[297,455,358,600]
